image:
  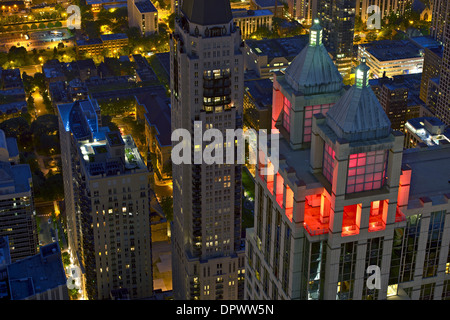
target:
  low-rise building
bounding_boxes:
[404,116,450,148]
[242,35,309,79]
[128,0,159,36]
[232,9,273,39]
[243,78,273,130]
[358,39,424,79]
[76,34,129,57]
[134,88,171,181]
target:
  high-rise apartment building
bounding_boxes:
[170,0,246,300]
[317,0,356,78]
[356,0,410,23]
[0,130,37,263]
[435,4,450,125]
[286,0,317,25]
[245,23,450,300]
[58,99,153,300]
[430,0,450,43]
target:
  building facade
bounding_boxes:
[317,0,356,78]
[0,241,69,300]
[232,9,273,39]
[245,23,450,300]
[128,0,159,36]
[356,0,410,22]
[170,0,246,300]
[0,131,37,263]
[357,39,424,79]
[435,4,450,125]
[58,99,153,300]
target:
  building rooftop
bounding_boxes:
[406,117,450,146]
[410,36,442,50]
[6,242,66,300]
[284,21,343,95]
[134,0,157,13]
[232,9,273,18]
[277,137,320,189]
[244,78,273,110]
[326,60,391,142]
[100,33,128,42]
[359,39,423,61]
[252,0,283,8]
[402,144,450,205]
[245,35,309,60]
[135,90,171,147]
[182,0,233,25]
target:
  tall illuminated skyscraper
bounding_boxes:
[245,23,450,300]
[317,0,356,78]
[170,0,246,300]
[435,2,450,125]
[58,99,153,300]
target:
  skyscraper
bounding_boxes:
[435,3,450,125]
[317,0,356,78]
[170,0,246,300]
[430,0,450,43]
[0,131,37,263]
[58,99,153,300]
[245,23,450,300]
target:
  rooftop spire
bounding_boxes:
[309,19,323,47]
[355,58,370,88]
[325,58,391,142]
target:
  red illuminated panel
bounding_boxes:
[258,150,274,195]
[303,104,333,142]
[283,97,291,133]
[267,161,274,194]
[285,185,293,222]
[304,194,329,236]
[322,143,335,184]
[368,200,388,232]
[346,150,387,194]
[276,173,284,207]
[272,88,284,130]
[342,204,361,237]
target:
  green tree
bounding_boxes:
[160,196,173,221]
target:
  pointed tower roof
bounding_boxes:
[284,19,343,95]
[325,59,392,142]
[181,0,233,25]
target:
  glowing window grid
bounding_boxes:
[346,150,387,194]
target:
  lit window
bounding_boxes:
[322,143,335,184]
[303,104,332,142]
[346,150,387,193]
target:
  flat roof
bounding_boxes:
[244,78,273,109]
[100,33,128,41]
[359,39,423,61]
[7,242,66,300]
[402,145,450,203]
[245,35,309,60]
[277,137,320,189]
[134,0,157,13]
[232,9,273,18]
